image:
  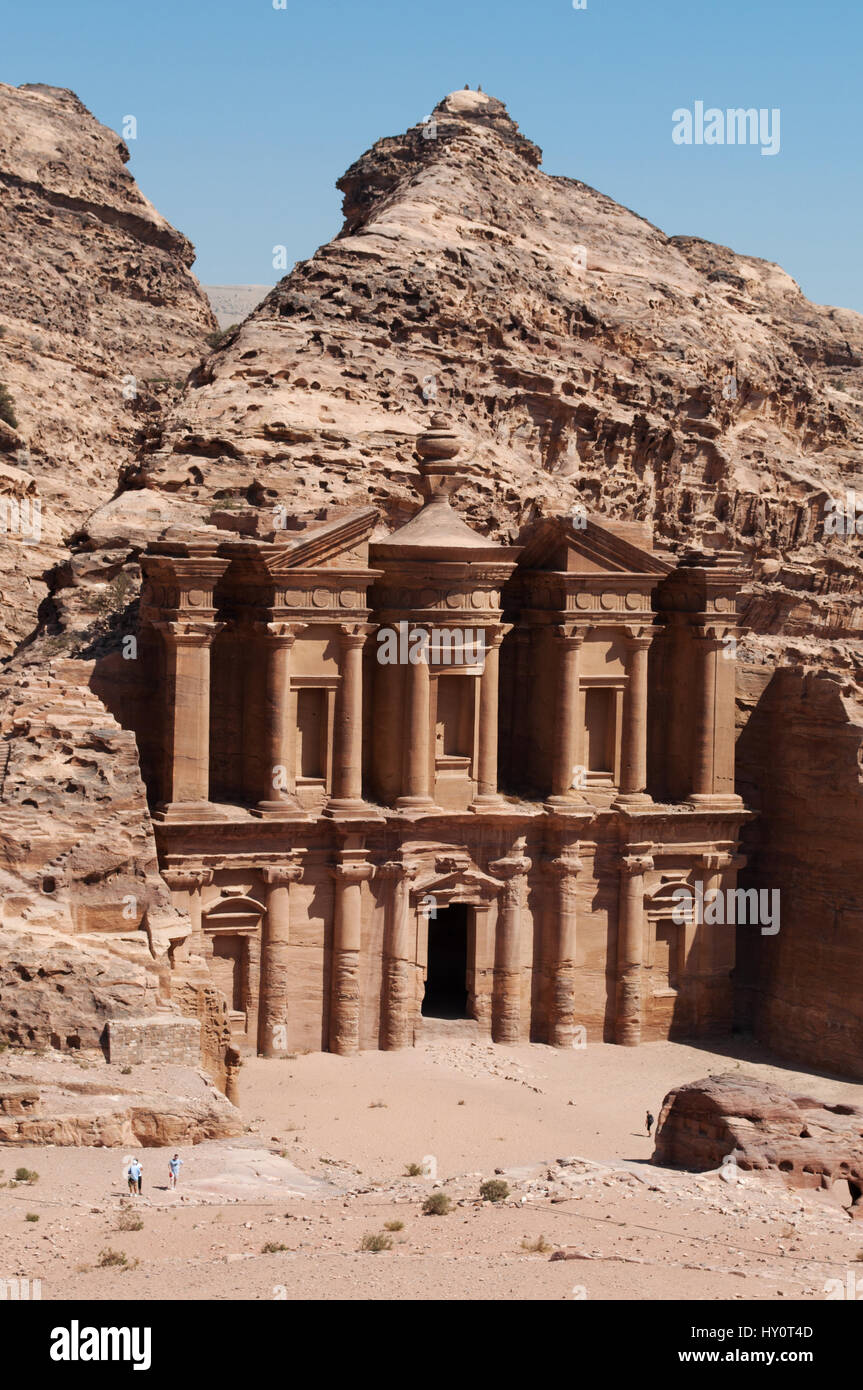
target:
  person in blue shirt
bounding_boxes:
[168,1154,183,1190]
[128,1158,143,1194]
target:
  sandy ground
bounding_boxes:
[3,1035,863,1301]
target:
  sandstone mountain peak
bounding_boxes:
[0,80,215,656]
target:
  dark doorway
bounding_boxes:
[422,904,469,1018]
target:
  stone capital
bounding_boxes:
[554,623,591,647]
[621,852,654,877]
[331,862,374,885]
[338,622,376,648]
[622,624,655,648]
[154,619,224,648]
[489,854,531,881]
[378,860,420,882]
[546,853,585,878]
[480,622,512,652]
[162,867,213,893]
[693,623,735,645]
[264,862,303,887]
[256,620,307,646]
[700,851,734,873]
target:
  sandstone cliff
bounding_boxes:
[4,86,863,1079]
[0,81,216,657]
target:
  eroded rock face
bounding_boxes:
[103,86,863,659]
[2,84,863,1080]
[736,669,863,1078]
[0,1054,243,1146]
[653,1074,863,1202]
[0,926,163,1051]
[0,660,183,945]
[0,81,216,656]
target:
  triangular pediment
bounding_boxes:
[410,868,504,900]
[264,508,378,574]
[517,516,672,576]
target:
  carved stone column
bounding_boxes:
[397,631,434,808]
[380,860,419,1049]
[258,862,302,1056]
[615,850,653,1045]
[327,624,372,814]
[614,627,654,808]
[548,625,588,805]
[688,624,742,808]
[691,627,721,799]
[255,621,306,816]
[489,846,531,1043]
[473,624,510,806]
[329,857,374,1055]
[162,867,212,958]
[156,620,223,819]
[547,851,583,1047]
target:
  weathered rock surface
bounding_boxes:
[103,87,863,659]
[0,81,216,656]
[736,668,863,1078]
[2,85,862,1080]
[0,926,163,1051]
[0,659,183,945]
[653,1073,863,1203]
[0,1054,243,1146]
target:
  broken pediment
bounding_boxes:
[264,507,378,574]
[517,516,673,578]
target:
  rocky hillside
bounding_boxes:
[90,88,863,662]
[4,85,863,1078]
[0,81,216,657]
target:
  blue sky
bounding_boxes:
[4,0,862,312]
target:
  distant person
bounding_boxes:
[646,1111,655,1137]
[168,1154,183,1190]
[129,1157,143,1194]
[126,1160,137,1196]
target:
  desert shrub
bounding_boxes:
[14,1168,38,1184]
[384,1220,404,1232]
[205,326,238,349]
[520,1234,552,1253]
[116,1213,143,1232]
[98,1248,128,1268]
[261,1242,289,1254]
[25,1213,39,1223]
[422,1191,452,1216]
[404,1162,424,1177]
[360,1231,393,1252]
[0,383,17,429]
[479,1179,510,1203]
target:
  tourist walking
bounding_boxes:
[168,1153,183,1190]
[646,1111,654,1137]
[129,1157,143,1194]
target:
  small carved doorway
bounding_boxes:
[422,903,469,1019]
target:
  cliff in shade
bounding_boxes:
[3,87,863,1077]
[0,81,217,657]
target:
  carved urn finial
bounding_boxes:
[415,412,464,503]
